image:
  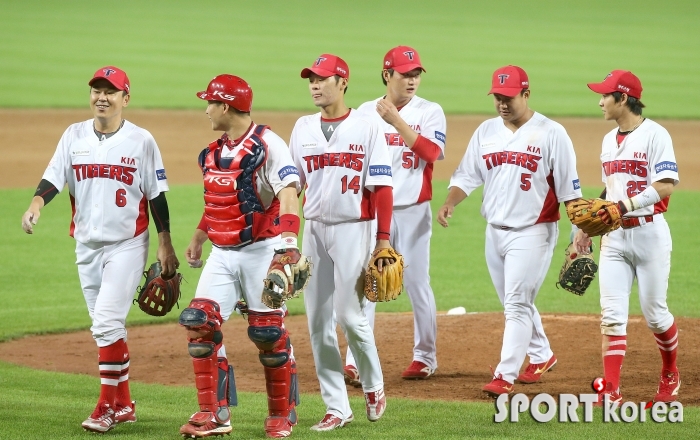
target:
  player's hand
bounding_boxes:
[373,240,395,273]
[437,204,454,228]
[21,209,40,234]
[157,232,179,278]
[376,98,402,126]
[185,241,203,269]
[573,229,592,255]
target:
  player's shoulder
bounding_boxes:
[531,112,565,131]
[259,125,286,145]
[122,120,156,143]
[357,97,381,113]
[409,95,443,112]
[294,112,321,128]
[477,116,504,131]
[639,118,670,137]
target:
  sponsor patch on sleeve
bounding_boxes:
[435,131,446,144]
[573,179,580,190]
[278,165,299,180]
[156,169,167,180]
[655,161,678,173]
[369,165,392,176]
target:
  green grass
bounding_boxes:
[0,361,697,439]
[1,0,699,117]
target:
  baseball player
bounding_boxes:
[344,46,445,385]
[21,66,179,432]
[289,54,394,431]
[178,75,303,439]
[575,70,680,403]
[437,65,583,397]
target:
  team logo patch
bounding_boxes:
[435,131,446,143]
[369,165,392,176]
[498,74,510,84]
[278,165,299,180]
[103,68,116,77]
[156,169,167,180]
[573,179,580,190]
[655,161,678,173]
[403,50,415,60]
[315,57,327,66]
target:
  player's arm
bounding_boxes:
[376,98,441,163]
[373,185,395,272]
[149,192,179,276]
[616,178,675,215]
[22,179,59,234]
[185,214,209,269]
[277,184,301,248]
[437,186,468,228]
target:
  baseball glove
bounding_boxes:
[261,248,311,309]
[556,243,598,296]
[364,248,404,302]
[134,261,183,316]
[566,198,623,237]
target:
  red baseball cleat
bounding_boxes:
[365,388,386,421]
[654,370,680,403]
[517,355,557,384]
[401,360,435,379]
[309,413,354,432]
[82,401,116,433]
[343,364,362,388]
[482,374,514,398]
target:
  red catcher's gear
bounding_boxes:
[196,74,253,112]
[199,125,280,247]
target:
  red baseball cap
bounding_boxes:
[587,70,643,99]
[301,54,349,79]
[383,46,425,74]
[488,65,529,97]
[89,66,130,93]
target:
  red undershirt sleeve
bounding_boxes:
[375,185,393,240]
[197,213,207,232]
[411,135,441,163]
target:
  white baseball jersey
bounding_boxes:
[450,112,582,227]
[600,118,679,214]
[289,110,393,223]
[219,124,301,204]
[42,119,168,243]
[357,96,446,207]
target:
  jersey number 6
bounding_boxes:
[115,189,127,207]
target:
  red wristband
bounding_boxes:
[279,214,300,235]
[376,231,390,240]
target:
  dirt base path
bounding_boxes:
[1,313,697,405]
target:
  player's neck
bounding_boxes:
[94,115,124,134]
[385,91,411,108]
[616,112,644,133]
[503,108,534,132]
[320,100,349,120]
[224,117,253,140]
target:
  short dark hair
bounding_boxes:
[333,74,348,94]
[520,88,528,96]
[612,91,645,115]
[381,69,395,86]
[212,101,250,116]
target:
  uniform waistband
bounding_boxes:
[620,213,663,229]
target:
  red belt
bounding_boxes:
[621,215,654,229]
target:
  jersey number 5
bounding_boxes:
[520,173,532,191]
[341,175,360,194]
[115,189,127,207]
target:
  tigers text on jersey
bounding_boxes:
[357,96,446,207]
[289,110,393,223]
[216,124,301,207]
[449,112,582,228]
[600,118,679,215]
[42,119,168,243]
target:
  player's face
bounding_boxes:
[493,91,529,122]
[308,73,345,108]
[385,69,422,102]
[90,79,129,119]
[599,93,622,121]
[205,101,228,131]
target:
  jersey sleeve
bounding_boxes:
[141,134,169,200]
[420,103,447,160]
[648,127,679,185]
[549,125,583,202]
[41,126,73,192]
[288,121,306,189]
[364,118,393,190]
[262,131,301,195]
[448,128,483,196]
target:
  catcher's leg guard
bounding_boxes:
[179,298,234,424]
[247,311,299,429]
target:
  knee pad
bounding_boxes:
[180,298,223,345]
[247,310,286,352]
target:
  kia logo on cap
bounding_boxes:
[498,74,510,85]
[403,51,415,60]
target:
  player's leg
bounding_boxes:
[394,203,438,379]
[303,220,353,426]
[344,299,374,387]
[633,221,679,402]
[78,233,149,432]
[238,238,299,438]
[178,247,234,437]
[598,230,634,400]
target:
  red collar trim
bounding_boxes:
[222,122,255,149]
[321,109,351,123]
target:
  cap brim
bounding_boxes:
[488,87,521,98]
[196,91,214,100]
[89,76,127,92]
[300,67,337,79]
[587,83,615,94]
[392,64,426,74]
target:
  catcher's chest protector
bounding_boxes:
[200,125,280,247]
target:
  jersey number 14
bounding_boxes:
[341,175,360,194]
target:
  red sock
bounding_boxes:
[98,339,125,407]
[116,341,132,408]
[603,335,626,392]
[654,322,679,373]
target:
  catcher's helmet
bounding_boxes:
[196,74,253,112]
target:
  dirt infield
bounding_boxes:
[1,109,698,405]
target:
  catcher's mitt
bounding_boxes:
[261,248,311,309]
[566,198,622,237]
[134,262,182,316]
[556,243,598,296]
[364,248,404,302]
